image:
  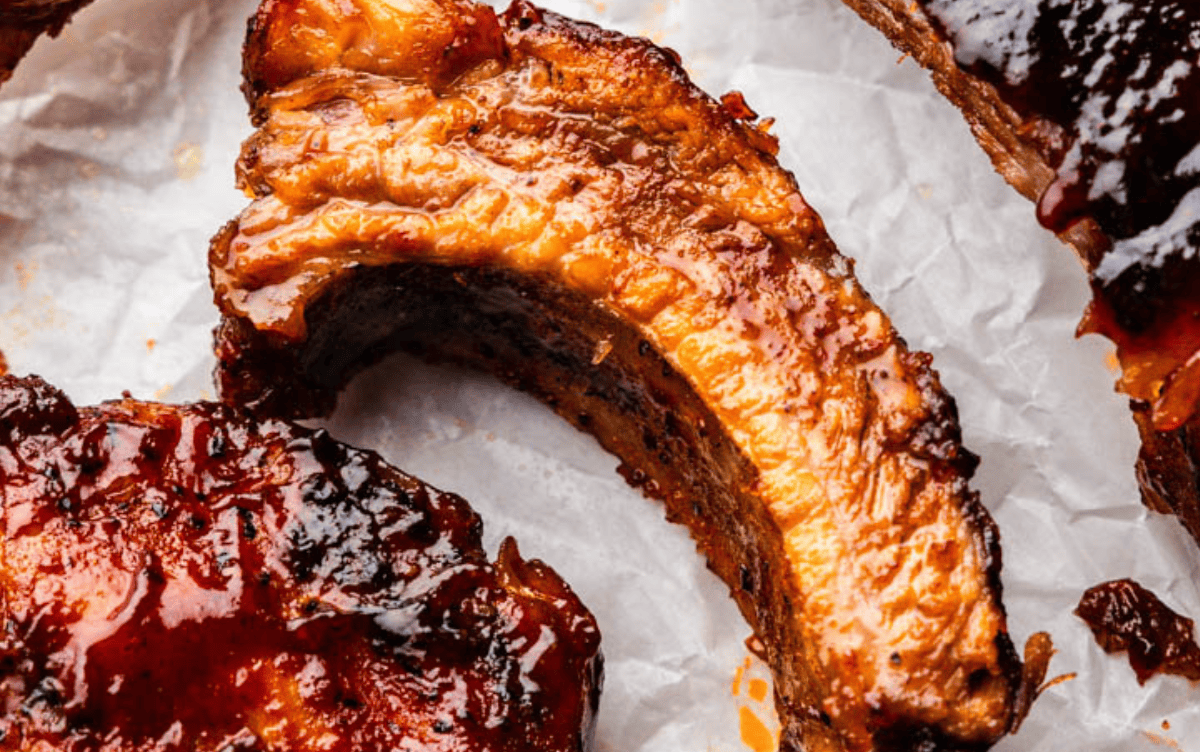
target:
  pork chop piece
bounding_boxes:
[210,1,1043,750]
[835,0,1200,546]
[0,0,95,85]
[0,373,602,751]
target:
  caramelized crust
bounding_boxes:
[0,374,601,751]
[211,1,1035,749]
[0,0,95,85]
[836,0,1200,543]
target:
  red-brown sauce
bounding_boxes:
[1079,283,1200,430]
[918,0,1200,427]
[1075,579,1200,685]
[0,375,600,751]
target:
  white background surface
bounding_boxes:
[2,0,1198,749]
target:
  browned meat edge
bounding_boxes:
[0,0,96,85]
[214,257,1029,752]
[836,0,1200,549]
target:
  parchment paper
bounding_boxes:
[2,0,1197,749]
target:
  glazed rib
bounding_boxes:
[0,0,95,85]
[835,0,1200,544]
[210,1,1039,749]
[0,374,601,751]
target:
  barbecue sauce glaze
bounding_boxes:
[919,0,1200,429]
[0,375,601,751]
[1076,578,1200,685]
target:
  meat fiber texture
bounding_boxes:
[0,0,1195,750]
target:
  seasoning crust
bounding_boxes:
[211,1,1036,749]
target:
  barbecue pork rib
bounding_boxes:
[0,374,601,751]
[0,0,95,85]
[211,1,1041,750]
[835,0,1200,545]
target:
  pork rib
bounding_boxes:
[835,0,1200,545]
[0,0,95,85]
[210,1,1041,749]
[0,374,602,751]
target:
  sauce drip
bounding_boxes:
[918,0,1200,425]
[1075,578,1200,685]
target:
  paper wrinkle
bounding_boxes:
[3,0,1199,749]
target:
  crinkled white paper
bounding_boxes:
[2,1,1197,749]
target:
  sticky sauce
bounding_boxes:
[748,678,769,703]
[732,657,747,696]
[0,375,601,750]
[918,0,1200,426]
[1078,288,1200,430]
[1075,578,1200,685]
[919,1,1200,263]
[731,654,779,752]
[739,706,776,752]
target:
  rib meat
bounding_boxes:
[0,0,95,85]
[835,0,1200,545]
[210,1,1041,750]
[0,374,602,751]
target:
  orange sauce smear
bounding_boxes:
[739,707,775,752]
[1079,291,1200,431]
[731,654,779,752]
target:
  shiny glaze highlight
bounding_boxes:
[916,0,1200,429]
[0,374,601,751]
